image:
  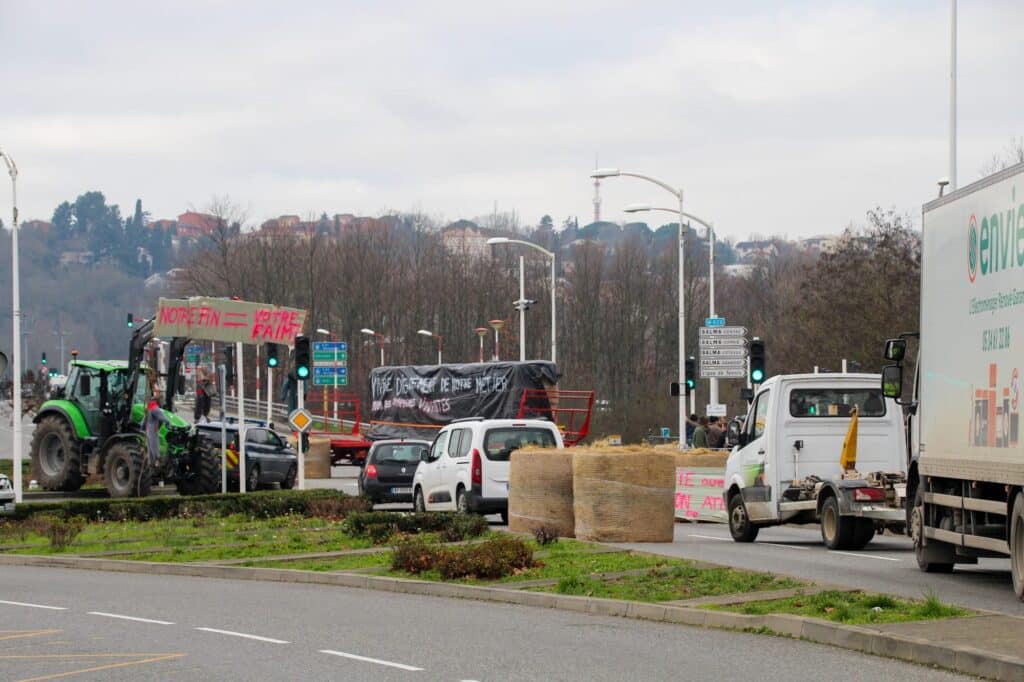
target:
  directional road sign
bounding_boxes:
[289,408,314,433]
[314,366,347,377]
[700,347,748,357]
[705,317,725,327]
[699,337,749,347]
[699,326,748,336]
[313,350,347,363]
[700,367,748,378]
[313,341,347,352]
[701,358,747,368]
[313,376,348,386]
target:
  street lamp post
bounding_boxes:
[360,328,385,366]
[474,327,488,363]
[489,320,504,361]
[593,168,687,449]
[486,237,557,365]
[417,329,443,364]
[625,203,719,411]
[1,148,21,500]
[53,330,69,374]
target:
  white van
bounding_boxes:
[412,418,564,523]
[724,373,907,549]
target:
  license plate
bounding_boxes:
[391,487,412,494]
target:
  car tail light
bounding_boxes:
[853,487,885,502]
[471,448,482,486]
[366,464,378,478]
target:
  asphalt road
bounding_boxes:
[614,523,1024,616]
[0,566,971,681]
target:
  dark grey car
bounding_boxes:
[358,439,429,504]
[197,421,298,491]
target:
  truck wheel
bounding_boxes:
[820,495,854,549]
[30,415,85,492]
[103,442,151,498]
[175,439,221,496]
[911,487,954,573]
[849,519,875,550]
[728,494,759,542]
[1011,492,1024,600]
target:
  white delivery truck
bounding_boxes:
[881,161,1024,599]
[724,373,908,549]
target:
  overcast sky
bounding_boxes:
[2,1,1022,241]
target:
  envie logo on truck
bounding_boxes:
[966,185,1024,283]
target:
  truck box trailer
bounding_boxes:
[882,161,1024,599]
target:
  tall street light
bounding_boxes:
[474,327,488,363]
[417,329,443,365]
[487,237,557,365]
[360,328,385,366]
[489,319,504,361]
[1,148,21,500]
[625,203,720,412]
[592,167,686,449]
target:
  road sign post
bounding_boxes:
[699,325,750,384]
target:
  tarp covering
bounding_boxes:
[367,361,559,441]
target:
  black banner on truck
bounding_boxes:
[366,361,559,441]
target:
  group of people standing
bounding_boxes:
[687,414,727,449]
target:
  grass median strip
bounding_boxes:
[706,588,969,625]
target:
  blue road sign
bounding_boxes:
[313,341,348,352]
[704,317,726,327]
[313,366,348,376]
[660,426,671,439]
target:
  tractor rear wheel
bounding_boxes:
[103,441,151,498]
[175,438,221,496]
[30,415,85,492]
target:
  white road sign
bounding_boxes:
[700,367,748,378]
[701,358,747,368]
[699,347,748,358]
[699,326,748,337]
[699,337,748,347]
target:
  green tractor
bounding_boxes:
[29,318,221,498]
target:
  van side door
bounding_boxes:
[738,388,775,521]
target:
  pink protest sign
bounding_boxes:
[674,467,727,522]
[155,297,307,346]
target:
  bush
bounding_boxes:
[531,524,560,546]
[391,537,440,574]
[306,497,372,521]
[433,535,535,580]
[343,512,489,545]
[46,516,85,551]
[440,514,489,543]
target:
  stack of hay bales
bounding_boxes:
[508,448,575,538]
[572,447,676,542]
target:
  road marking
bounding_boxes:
[320,649,423,671]
[688,534,731,542]
[89,612,174,625]
[0,600,66,611]
[9,653,185,682]
[832,550,901,562]
[195,627,289,644]
[761,542,809,551]
[0,630,61,641]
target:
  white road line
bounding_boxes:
[832,550,901,562]
[89,611,174,625]
[0,599,67,610]
[761,542,810,551]
[320,649,423,671]
[196,627,289,644]
[688,534,731,542]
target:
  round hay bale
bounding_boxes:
[572,449,676,542]
[508,448,574,538]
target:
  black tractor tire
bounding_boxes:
[175,439,221,496]
[910,486,955,573]
[103,441,151,498]
[728,493,759,543]
[820,495,855,550]
[30,415,86,492]
[849,519,876,550]
[281,465,297,490]
[246,465,260,493]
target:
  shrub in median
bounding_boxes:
[390,535,535,580]
[343,512,488,545]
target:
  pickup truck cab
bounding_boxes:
[724,373,907,550]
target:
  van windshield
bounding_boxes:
[789,388,886,418]
[483,427,557,461]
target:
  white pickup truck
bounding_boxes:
[723,373,908,550]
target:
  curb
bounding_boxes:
[1,553,1021,680]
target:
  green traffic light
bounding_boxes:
[751,369,765,382]
[297,366,309,379]
[268,357,279,368]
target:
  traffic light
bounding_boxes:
[265,343,279,368]
[126,313,134,328]
[685,356,696,394]
[749,339,766,383]
[223,345,235,385]
[294,335,311,380]
[41,352,47,366]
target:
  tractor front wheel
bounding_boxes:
[175,438,221,496]
[103,442,151,498]
[30,415,85,492]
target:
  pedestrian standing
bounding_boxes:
[686,413,698,445]
[708,417,725,448]
[692,416,710,448]
[146,387,171,471]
